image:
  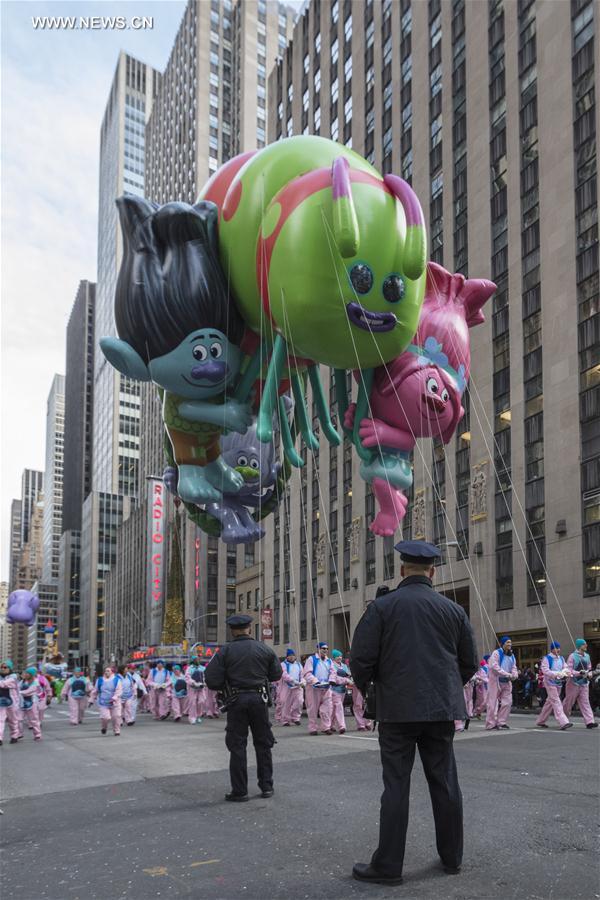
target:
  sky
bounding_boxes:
[0,0,187,581]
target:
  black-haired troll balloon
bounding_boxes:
[100,197,255,505]
[198,135,428,448]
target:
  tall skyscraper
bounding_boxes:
[42,374,65,585]
[63,281,95,533]
[261,0,599,664]
[57,280,96,662]
[92,53,160,498]
[8,499,22,592]
[20,469,43,548]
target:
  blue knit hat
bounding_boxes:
[1,659,13,670]
[575,638,586,649]
[550,641,560,650]
[331,649,343,658]
[483,654,490,661]
[317,642,328,649]
[25,666,37,676]
[499,635,511,645]
[285,649,296,657]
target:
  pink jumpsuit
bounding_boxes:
[120,673,139,725]
[138,669,151,713]
[274,679,286,724]
[0,674,21,741]
[36,673,53,722]
[563,651,596,726]
[536,655,570,728]
[148,667,172,719]
[61,675,91,724]
[185,665,207,724]
[279,660,304,725]
[92,674,123,734]
[302,654,333,734]
[170,671,189,720]
[329,663,351,733]
[486,649,517,729]
[19,681,42,739]
[351,684,372,731]
[473,664,489,716]
[203,688,220,718]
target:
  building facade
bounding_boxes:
[26,581,58,667]
[0,582,11,664]
[8,499,22,593]
[79,491,132,670]
[92,53,160,499]
[20,469,43,550]
[62,281,96,533]
[258,0,600,665]
[57,280,96,663]
[42,374,65,585]
[11,495,44,669]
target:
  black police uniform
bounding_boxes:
[205,622,282,799]
[350,541,478,882]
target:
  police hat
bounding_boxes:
[226,614,254,628]
[394,539,441,565]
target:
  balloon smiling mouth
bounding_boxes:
[346,301,397,333]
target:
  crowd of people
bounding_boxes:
[0,635,597,745]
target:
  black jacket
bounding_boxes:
[204,635,282,691]
[350,576,478,723]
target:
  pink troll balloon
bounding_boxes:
[345,262,495,536]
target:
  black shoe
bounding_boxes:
[261,789,274,798]
[225,792,249,802]
[442,864,461,875]
[127,722,134,726]
[294,721,301,726]
[586,722,598,729]
[536,723,548,728]
[499,724,510,730]
[352,863,403,886]
[101,727,107,735]
[560,722,574,730]
[9,738,18,744]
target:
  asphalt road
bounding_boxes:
[1,707,598,900]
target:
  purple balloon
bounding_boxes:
[6,590,40,626]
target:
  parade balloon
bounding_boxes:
[199,135,427,447]
[344,262,495,536]
[163,402,292,544]
[6,589,40,626]
[100,197,257,507]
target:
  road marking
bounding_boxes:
[190,859,220,867]
[107,798,136,804]
[143,866,168,877]
[339,733,378,741]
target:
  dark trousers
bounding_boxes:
[371,721,463,876]
[225,692,275,795]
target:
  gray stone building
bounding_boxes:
[257,0,600,666]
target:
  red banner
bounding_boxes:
[260,607,273,642]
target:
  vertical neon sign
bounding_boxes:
[147,478,166,644]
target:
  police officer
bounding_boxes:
[205,614,282,802]
[350,540,478,886]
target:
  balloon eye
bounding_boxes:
[427,377,439,394]
[250,458,260,469]
[382,274,405,303]
[210,342,222,359]
[238,455,248,466]
[441,388,449,402]
[193,345,208,361]
[349,263,374,294]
